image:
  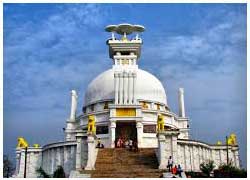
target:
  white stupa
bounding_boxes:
[13,23,240,178]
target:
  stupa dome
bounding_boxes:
[84,68,167,105]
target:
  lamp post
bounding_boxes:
[24,147,28,178]
[226,136,229,165]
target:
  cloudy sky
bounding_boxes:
[3,4,246,167]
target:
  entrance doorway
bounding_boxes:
[115,122,137,148]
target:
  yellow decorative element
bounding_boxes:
[227,133,237,145]
[17,137,29,148]
[141,102,149,109]
[116,108,136,117]
[216,141,222,145]
[33,144,40,148]
[87,115,96,134]
[121,36,128,41]
[121,59,129,65]
[157,114,164,132]
[157,104,160,110]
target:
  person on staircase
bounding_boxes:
[129,139,133,151]
[167,156,173,172]
[172,165,177,175]
[96,138,101,148]
[133,140,139,152]
[177,164,183,178]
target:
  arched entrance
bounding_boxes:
[115,121,137,148]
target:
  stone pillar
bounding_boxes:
[219,149,224,164]
[178,88,185,117]
[64,146,70,174]
[51,148,55,174]
[110,120,116,148]
[119,73,123,104]
[228,147,233,164]
[75,133,84,170]
[158,133,166,169]
[198,146,202,166]
[136,121,143,148]
[157,131,179,170]
[124,72,128,104]
[234,149,240,168]
[15,152,21,176]
[85,134,97,170]
[17,149,25,177]
[132,72,136,104]
[128,73,133,104]
[184,145,190,171]
[172,135,178,165]
[114,73,119,104]
[70,90,78,121]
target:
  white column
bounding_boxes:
[185,145,190,171]
[124,72,128,104]
[136,121,143,148]
[75,136,82,170]
[85,135,96,170]
[57,148,62,166]
[15,152,21,175]
[128,73,133,104]
[110,120,116,148]
[63,146,68,173]
[51,148,55,174]
[17,149,26,177]
[119,73,123,104]
[191,146,195,171]
[178,88,185,117]
[70,90,78,121]
[183,145,187,170]
[234,150,240,168]
[114,73,119,104]
[199,147,202,164]
[172,136,178,166]
[158,133,166,169]
[44,150,48,174]
[219,149,223,164]
[132,72,136,104]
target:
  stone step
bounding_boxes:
[92,173,163,178]
[92,148,162,178]
[95,164,158,170]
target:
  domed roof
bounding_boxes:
[84,68,167,105]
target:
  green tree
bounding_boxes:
[200,160,215,177]
[53,165,66,178]
[3,155,15,178]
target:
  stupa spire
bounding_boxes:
[105,23,145,66]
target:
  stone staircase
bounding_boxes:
[89,148,166,178]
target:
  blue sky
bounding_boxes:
[3,3,247,168]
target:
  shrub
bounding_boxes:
[36,167,50,178]
[214,163,247,178]
[53,165,66,178]
[200,160,215,177]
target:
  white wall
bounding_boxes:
[42,142,77,176]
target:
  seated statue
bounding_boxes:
[141,102,149,109]
[157,114,164,132]
[228,133,237,145]
[87,115,96,134]
[33,144,40,148]
[17,137,29,148]
[216,141,222,145]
